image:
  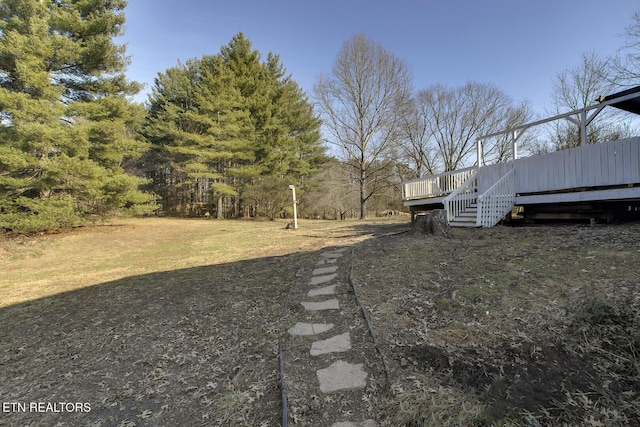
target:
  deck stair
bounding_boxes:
[441,168,517,228]
[449,203,479,227]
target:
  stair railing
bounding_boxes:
[443,171,478,224]
[477,168,515,227]
[402,166,476,200]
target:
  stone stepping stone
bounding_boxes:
[317,257,338,265]
[307,284,337,297]
[332,421,377,427]
[287,322,334,336]
[310,274,337,285]
[301,299,339,311]
[310,332,351,356]
[316,360,368,393]
[313,265,339,276]
[321,251,344,259]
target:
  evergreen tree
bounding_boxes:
[144,33,325,218]
[0,0,153,232]
[144,56,257,217]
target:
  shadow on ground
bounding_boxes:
[0,218,414,427]
[0,247,330,426]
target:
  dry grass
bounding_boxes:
[384,381,485,426]
[0,217,392,308]
[0,216,406,427]
[2,218,639,426]
[353,223,640,426]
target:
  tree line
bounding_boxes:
[140,33,325,219]
[1,1,638,232]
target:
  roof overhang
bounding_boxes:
[599,85,640,115]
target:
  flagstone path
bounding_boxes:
[282,246,382,426]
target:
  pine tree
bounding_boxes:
[144,56,257,217]
[144,33,325,218]
[219,36,324,178]
[0,0,153,232]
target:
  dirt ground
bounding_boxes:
[1,219,639,426]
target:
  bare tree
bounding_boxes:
[416,82,514,171]
[548,51,634,150]
[481,100,536,164]
[552,51,617,111]
[243,176,290,221]
[313,34,413,219]
[305,160,359,219]
[612,10,640,85]
[397,97,438,178]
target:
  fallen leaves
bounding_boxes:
[354,223,640,425]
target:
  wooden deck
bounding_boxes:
[402,86,640,227]
[403,87,640,227]
[403,136,640,226]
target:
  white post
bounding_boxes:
[477,139,483,168]
[580,110,588,147]
[288,185,298,230]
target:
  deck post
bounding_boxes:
[580,110,588,146]
[512,130,518,160]
[476,138,483,167]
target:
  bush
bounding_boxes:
[0,196,86,234]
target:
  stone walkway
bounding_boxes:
[283,246,380,426]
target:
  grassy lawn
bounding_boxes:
[0,216,406,427]
[0,217,393,308]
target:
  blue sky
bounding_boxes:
[119,1,639,116]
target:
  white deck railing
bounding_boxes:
[477,169,515,228]
[403,137,640,201]
[402,166,476,200]
[514,136,640,193]
[443,171,478,222]
[402,137,640,228]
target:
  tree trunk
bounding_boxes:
[359,169,366,219]
[217,196,224,219]
[411,209,450,238]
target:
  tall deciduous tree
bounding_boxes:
[397,97,438,178]
[613,10,640,86]
[314,34,412,219]
[480,100,535,164]
[416,82,523,171]
[0,0,152,232]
